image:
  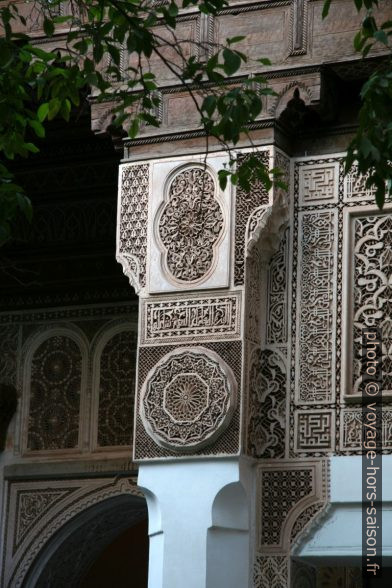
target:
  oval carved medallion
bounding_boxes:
[157,167,224,285]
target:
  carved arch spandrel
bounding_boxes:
[2,476,144,588]
[255,459,329,554]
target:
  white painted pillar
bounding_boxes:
[138,457,254,588]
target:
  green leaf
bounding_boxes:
[37,103,50,122]
[29,119,45,138]
[24,143,39,153]
[53,15,72,24]
[374,29,388,45]
[322,0,332,18]
[16,193,32,222]
[48,98,61,121]
[202,95,216,117]
[227,35,245,45]
[218,169,230,190]
[129,117,140,139]
[360,136,373,158]
[375,185,385,209]
[43,17,55,37]
[222,48,241,76]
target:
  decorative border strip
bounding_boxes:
[140,291,241,344]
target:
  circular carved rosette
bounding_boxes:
[140,347,237,452]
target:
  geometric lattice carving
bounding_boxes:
[260,468,313,546]
[299,163,339,204]
[254,555,289,588]
[140,347,237,451]
[27,336,83,451]
[116,164,149,293]
[294,410,334,453]
[351,214,392,396]
[141,292,241,344]
[234,151,270,285]
[247,348,286,459]
[296,211,336,403]
[157,167,224,285]
[97,330,137,447]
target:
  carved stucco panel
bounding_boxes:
[295,209,337,404]
[157,167,224,285]
[140,291,241,345]
[148,156,232,293]
[116,163,150,294]
[256,459,328,554]
[341,207,392,400]
[140,346,237,451]
[298,161,339,205]
[352,213,392,396]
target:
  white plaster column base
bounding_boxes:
[138,457,254,588]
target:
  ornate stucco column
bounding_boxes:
[116,148,289,587]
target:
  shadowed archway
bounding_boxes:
[23,493,148,588]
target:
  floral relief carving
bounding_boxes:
[140,347,237,451]
[267,229,289,346]
[247,348,286,459]
[254,555,289,588]
[352,214,392,396]
[14,489,74,553]
[157,167,224,285]
[0,325,19,386]
[234,151,270,285]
